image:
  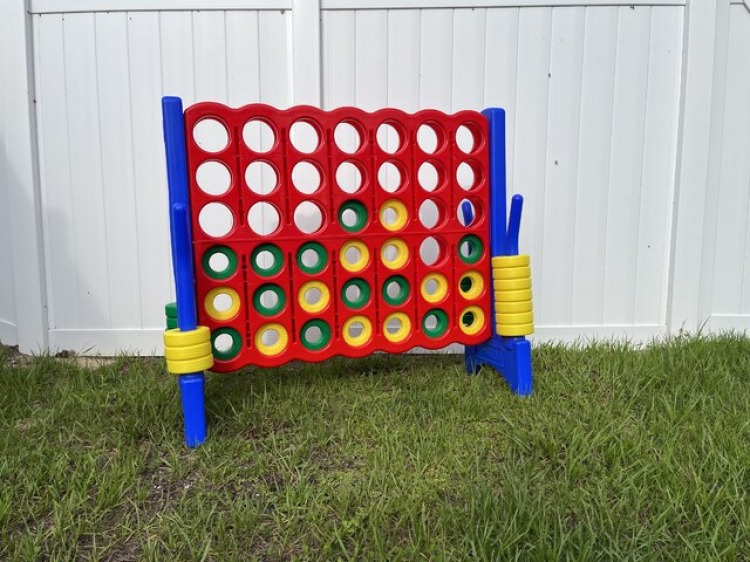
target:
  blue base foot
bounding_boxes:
[465,336,533,395]
[178,373,207,447]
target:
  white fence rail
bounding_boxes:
[0,0,748,354]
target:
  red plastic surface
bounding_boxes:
[183,103,492,371]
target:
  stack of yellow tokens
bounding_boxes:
[491,255,534,337]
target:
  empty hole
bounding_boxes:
[418,162,440,192]
[377,123,402,154]
[242,119,275,153]
[424,314,438,331]
[247,202,280,236]
[213,292,233,312]
[301,248,320,269]
[208,252,230,273]
[459,240,473,259]
[305,287,322,305]
[346,284,362,302]
[457,199,477,226]
[457,162,477,190]
[386,318,403,334]
[417,124,439,154]
[193,118,229,153]
[334,121,362,154]
[260,289,279,309]
[196,161,231,196]
[214,333,234,352]
[462,311,476,326]
[306,325,323,343]
[378,162,402,193]
[386,281,402,299]
[425,279,439,295]
[199,203,234,238]
[294,201,323,234]
[290,120,320,154]
[419,199,441,229]
[245,161,278,195]
[336,161,363,194]
[456,124,477,154]
[292,161,322,194]
[420,237,442,266]
[255,250,275,270]
[348,321,364,338]
[345,246,362,264]
[261,328,280,346]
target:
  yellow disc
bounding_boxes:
[379,199,409,232]
[459,306,486,336]
[380,238,409,270]
[340,240,370,273]
[494,288,533,303]
[164,326,211,347]
[495,300,533,314]
[204,288,241,321]
[492,265,531,280]
[421,273,449,303]
[254,323,289,356]
[497,322,534,337]
[458,270,485,301]
[383,312,412,343]
[164,341,212,361]
[342,315,373,347]
[493,278,532,291]
[166,355,215,375]
[298,281,331,314]
[492,255,530,268]
[495,311,534,325]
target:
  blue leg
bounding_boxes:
[179,374,207,447]
[465,336,532,395]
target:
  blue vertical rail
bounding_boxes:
[162,96,207,447]
[464,108,533,396]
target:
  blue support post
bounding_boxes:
[464,108,533,396]
[162,96,207,447]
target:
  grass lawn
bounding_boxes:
[1,335,749,561]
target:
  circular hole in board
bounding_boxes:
[199,202,234,238]
[418,199,442,229]
[247,202,281,236]
[334,121,362,154]
[245,160,278,195]
[456,123,479,154]
[292,161,322,194]
[419,236,444,266]
[417,123,440,154]
[336,161,363,194]
[378,161,402,193]
[193,118,229,153]
[242,119,276,153]
[457,198,479,227]
[376,122,402,154]
[294,201,324,234]
[457,161,479,191]
[290,120,320,153]
[418,161,440,192]
[196,160,231,196]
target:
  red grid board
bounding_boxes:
[184,103,492,371]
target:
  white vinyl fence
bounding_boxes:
[0,0,748,355]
